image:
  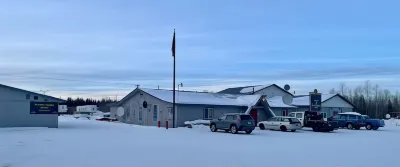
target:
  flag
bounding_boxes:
[171,29,175,57]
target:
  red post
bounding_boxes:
[158,121,160,128]
[166,120,168,129]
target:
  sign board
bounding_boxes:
[309,92,322,112]
[30,102,59,114]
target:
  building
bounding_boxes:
[291,94,356,119]
[58,105,68,114]
[115,88,274,127]
[219,84,356,119]
[219,84,296,116]
[0,84,65,128]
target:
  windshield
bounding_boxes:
[363,116,370,119]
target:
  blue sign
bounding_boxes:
[30,102,59,114]
[309,93,322,112]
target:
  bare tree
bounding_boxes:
[339,82,347,96]
[329,88,336,94]
[364,80,372,98]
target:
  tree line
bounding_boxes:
[65,97,117,107]
[329,80,398,119]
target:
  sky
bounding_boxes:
[0,0,400,99]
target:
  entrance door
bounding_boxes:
[250,109,258,125]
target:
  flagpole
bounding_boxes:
[172,29,176,128]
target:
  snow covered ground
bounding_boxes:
[1,117,399,167]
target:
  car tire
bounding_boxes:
[291,130,296,132]
[280,126,287,132]
[346,123,353,129]
[245,130,252,134]
[210,124,217,132]
[230,125,238,134]
[366,124,372,130]
[372,127,379,130]
[259,123,265,130]
[312,127,320,132]
[355,126,360,130]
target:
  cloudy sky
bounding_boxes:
[1,0,400,99]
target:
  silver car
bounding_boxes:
[258,116,302,132]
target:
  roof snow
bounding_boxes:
[239,84,272,93]
[291,94,336,106]
[266,96,297,108]
[338,112,362,116]
[140,88,261,107]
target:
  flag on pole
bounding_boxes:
[171,29,175,57]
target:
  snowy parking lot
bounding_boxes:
[1,117,399,167]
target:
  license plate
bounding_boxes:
[248,122,251,125]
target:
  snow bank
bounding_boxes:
[184,120,210,128]
[1,116,399,167]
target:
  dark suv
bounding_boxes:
[210,113,255,134]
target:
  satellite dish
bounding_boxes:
[284,84,290,91]
[117,107,125,117]
[386,114,391,119]
[282,95,293,105]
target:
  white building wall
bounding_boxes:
[76,105,97,112]
[254,86,292,98]
[322,96,353,108]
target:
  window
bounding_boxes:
[288,113,295,117]
[219,115,227,120]
[26,94,30,100]
[283,118,290,122]
[34,96,38,100]
[348,115,357,120]
[363,115,370,120]
[290,118,301,123]
[167,107,173,120]
[281,110,288,116]
[357,116,363,120]
[240,115,253,120]
[332,115,340,119]
[153,105,158,121]
[296,113,303,119]
[267,117,276,122]
[203,108,214,120]
[321,112,327,119]
[139,107,143,121]
[340,115,347,119]
[226,115,235,120]
[44,99,48,102]
[275,117,282,122]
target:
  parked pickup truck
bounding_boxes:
[362,115,385,130]
[288,111,339,132]
[328,112,366,130]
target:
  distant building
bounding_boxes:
[76,105,98,113]
[115,88,273,127]
[0,84,65,128]
[58,105,68,114]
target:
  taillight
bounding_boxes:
[237,119,241,123]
